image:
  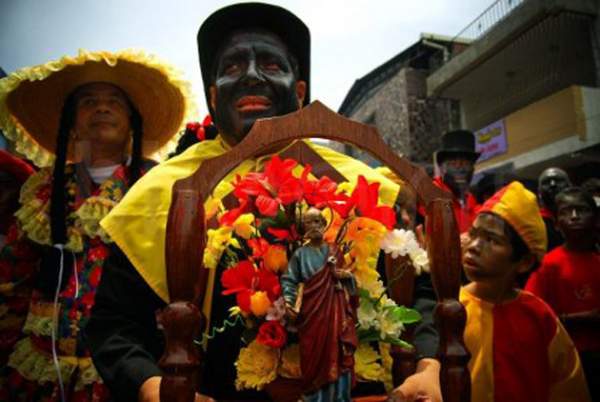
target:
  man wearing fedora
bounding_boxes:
[87,3,443,402]
[434,130,481,233]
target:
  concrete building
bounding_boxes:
[337,35,469,168]
[428,0,600,185]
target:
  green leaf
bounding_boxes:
[388,338,415,349]
[357,328,381,343]
[388,306,422,324]
[358,288,373,300]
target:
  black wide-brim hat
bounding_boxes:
[435,129,481,164]
[197,2,310,112]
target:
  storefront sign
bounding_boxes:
[475,119,508,162]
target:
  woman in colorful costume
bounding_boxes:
[0,50,193,401]
[0,150,35,375]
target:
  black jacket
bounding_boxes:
[86,246,439,401]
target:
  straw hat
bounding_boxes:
[0,49,196,167]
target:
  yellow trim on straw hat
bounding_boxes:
[0,49,197,167]
[480,181,547,260]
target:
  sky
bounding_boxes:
[1,0,492,118]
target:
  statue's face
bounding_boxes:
[210,30,306,146]
[302,208,326,242]
[440,155,475,198]
[538,168,570,210]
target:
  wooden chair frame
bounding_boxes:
[158,101,470,402]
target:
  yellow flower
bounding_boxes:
[263,244,288,273]
[346,218,386,262]
[323,209,344,244]
[354,265,385,298]
[204,197,222,221]
[233,213,255,239]
[354,343,384,382]
[250,291,272,317]
[203,227,233,269]
[235,340,279,390]
[279,343,302,379]
[379,342,394,392]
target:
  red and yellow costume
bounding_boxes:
[526,246,600,353]
[461,182,590,402]
[461,288,589,402]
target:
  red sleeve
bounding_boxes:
[525,252,558,307]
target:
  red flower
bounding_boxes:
[88,266,102,287]
[231,156,303,217]
[255,195,279,217]
[300,165,338,207]
[233,173,270,201]
[266,225,298,241]
[36,186,51,203]
[351,176,396,229]
[219,199,251,226]
[221,260,281,313]
[264,155,298,191]
[248,238,270,259]
[328,192,354,218]
[256,321,287,348]
[87,246,109,262]
[186,122,200,131]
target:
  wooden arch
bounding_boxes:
[159,101,470,402]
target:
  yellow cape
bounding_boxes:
[101,137,399,322]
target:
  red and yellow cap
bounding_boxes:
[479,181,547,261]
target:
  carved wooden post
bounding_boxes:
[159,101,471,401]
[385,254,416,387]
[159,188,207,402]
[427,199,471,402]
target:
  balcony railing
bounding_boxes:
[453,0,525,41]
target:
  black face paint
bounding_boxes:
[441,159,474,199]
[538,168,570,210]
[212,31,301,146]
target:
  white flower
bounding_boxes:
[380,229,429,275]
[409,248,430,275]
[378,308,405,340]
[358,298,379,330]
[377,297,405,339]
[380,229,416,258]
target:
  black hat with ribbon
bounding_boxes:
[435,129,481,164]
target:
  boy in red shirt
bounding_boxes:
[526,187,600,401]
[460,181,590,402]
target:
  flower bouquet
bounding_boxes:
[203,155,428,391]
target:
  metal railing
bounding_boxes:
[452,0,526,42]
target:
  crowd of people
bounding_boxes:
[0,2,598,402]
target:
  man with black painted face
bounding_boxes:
[210,30,306,146]
[537,167,572,251]
[526,187,600,401]
[433,130,481,233]
[88,4,442,402]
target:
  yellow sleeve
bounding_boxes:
[548,319,591,402]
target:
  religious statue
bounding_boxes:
[281,207,358,402]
